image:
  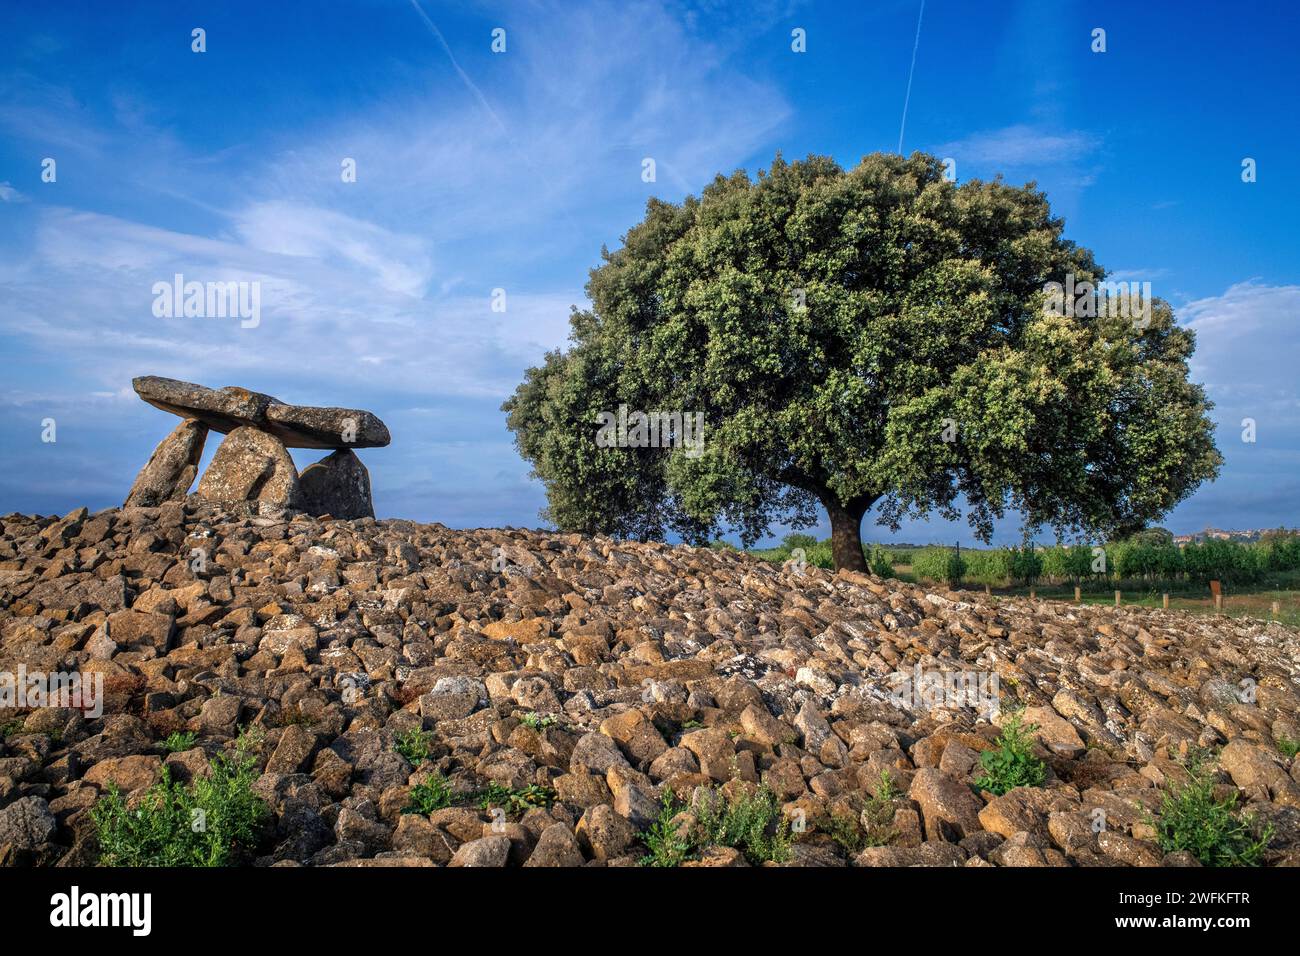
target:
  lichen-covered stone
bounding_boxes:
[132,375,389,448]
[124,419,208,507]
[195,426,301,510]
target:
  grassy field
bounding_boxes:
[893,562,1300,627]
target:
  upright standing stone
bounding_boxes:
[196,426,301,511]
[298,449,374,519]
[124,419,208,507]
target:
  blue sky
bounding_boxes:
[1,0,1297,545]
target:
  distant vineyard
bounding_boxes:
[750,532,1300,588]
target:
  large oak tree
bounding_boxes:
[503,152,1221,571]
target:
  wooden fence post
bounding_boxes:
[1074,585,1081,603]
[1114,589,1121,607]
[1162,593,1169,609]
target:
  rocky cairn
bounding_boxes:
[1,499,1298,867]
[124,376,388,520]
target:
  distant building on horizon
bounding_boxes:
[1171,527,1285,545]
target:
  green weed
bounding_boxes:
[974,711,1047,795]
[163,730,197,753]
[91,750,268,866]
[1149,752,1272,867]
[693,784,793,865]
[639,792,693,867]
[404,773,454,815]
[477,782,555,816]
[395,728,435,766]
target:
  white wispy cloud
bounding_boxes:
[933,123,1095,167]
[232,201,434,297]
[3,206,581,400]
[1,0,793,395]
[0,0,792,521]
[1183,280,1300,416]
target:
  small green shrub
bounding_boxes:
[821,771,900,854]
[912,547,966,585]
[974,711,1047,795]
[866,545,895,578]
[234,724,265,755]
[694,784,792,864]
[404,773,454,815]
[1149,754,1271,866]
[638,785,793,866]
[1276,736,1300,760]
[639,792,692,867]
[519,712,558,730]
[811,543,836,569]
[962,548,1010,586]
[91,751,268,866]
[1041,545,1068,582]
[163,731,197,753]
[1008,544,1044,586]
[477,782,555,816]
[860,770,900,844]
[821,811,871,855]
[395,728,435,766]
[752,533,834,571]
[873,769,900,801]
[782,532,819,552]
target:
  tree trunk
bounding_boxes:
[822,494,876,573]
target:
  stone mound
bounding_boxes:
[1,500,1297,867]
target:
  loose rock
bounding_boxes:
[0,500,1296,870]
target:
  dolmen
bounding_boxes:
[124,376,388,519]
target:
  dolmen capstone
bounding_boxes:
[124,376,388,519]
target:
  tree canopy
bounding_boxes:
[503,152,1222,571]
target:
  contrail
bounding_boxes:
[408,0,509,137]
[896,0,926,155]
[404,1,583,285]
